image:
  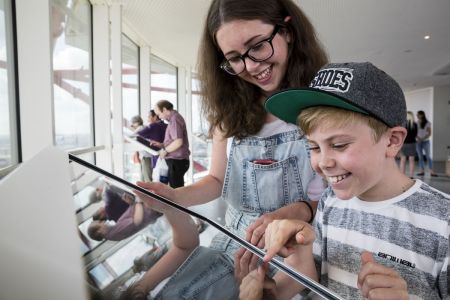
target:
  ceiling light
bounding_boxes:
[424,35,430,40]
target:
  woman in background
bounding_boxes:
[416,110,437,176]
[399,111,418,178]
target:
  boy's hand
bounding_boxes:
[263,219,315,262]
[239,263,277,300]
[357,251,408,300]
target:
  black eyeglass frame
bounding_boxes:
[219,25,281,75]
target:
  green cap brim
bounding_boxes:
[265,88,368,124]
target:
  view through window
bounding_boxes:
[51,0,93,151]
[0,0,18,170]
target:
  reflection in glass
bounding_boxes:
[51,0,93,151]
[70,156,332,300]
[0,0,18,169]
[88,263,115,290]
[150,54,177,108]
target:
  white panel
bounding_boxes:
[110,4,124,176]
[432,85,450,161]
[0,147,87,300]
[15,0,54,160]
[140,46,151,117]
[93,4,113,172]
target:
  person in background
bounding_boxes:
[130,114,145,165]
[92,183,132,222]
[130,115,144,132]
[240,62,450,300]
[399,111,418,178]
[152,100,190,188]
[88,194,162,242]
[136,0,328,298]
[416,110,438,176]
[134,110,168,182]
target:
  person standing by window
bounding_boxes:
[152,100,190,188]
[399,111,418,178]
[416,110,437,176]
[135,110,168,182]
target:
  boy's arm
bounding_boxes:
[264,219,317,298]
[272,249,318,299]
[357,251,408,300]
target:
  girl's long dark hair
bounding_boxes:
[417,110,428,129]
[198,0,328,138]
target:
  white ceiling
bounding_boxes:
[122,0,450,91]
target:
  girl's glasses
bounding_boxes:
[220,25,280,76]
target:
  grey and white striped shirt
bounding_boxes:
[313,179,449,299]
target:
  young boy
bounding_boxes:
[240,62,449,299]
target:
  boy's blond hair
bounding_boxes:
[298,106,389,142]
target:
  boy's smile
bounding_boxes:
[307,121,392,201]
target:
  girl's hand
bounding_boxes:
[234,247,260,285]
[246,211,279,249]
[246,202,314,250]
[134,181,177,213]
[263,219,315,262]
[357,251,408,300]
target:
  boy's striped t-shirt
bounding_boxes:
[313,179,450,299]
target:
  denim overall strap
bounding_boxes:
[211,129,315,258]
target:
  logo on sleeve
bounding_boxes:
[310,68,353,93]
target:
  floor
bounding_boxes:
[408,160,450,194]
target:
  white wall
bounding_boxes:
[15,0,54,160]
[405,87,433,156]
[405,86,450,161]
[432,85,450,161]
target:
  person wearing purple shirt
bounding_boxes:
[153,100,190,188]
[135,110,168,182]
[88,197,162,241]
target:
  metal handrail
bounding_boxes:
[67,145,106,156]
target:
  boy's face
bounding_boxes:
[307,121,390,201]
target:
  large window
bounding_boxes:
[150,54,177,108]
[121,35,140,182]
[121,34,139,122]
[51,0,93,151]
[0,0,18,170]
[191,75,211,178]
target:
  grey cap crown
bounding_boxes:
[310,62,406,127]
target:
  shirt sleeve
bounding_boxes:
[105,206,137,241]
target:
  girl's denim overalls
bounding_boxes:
[155,129,314,299]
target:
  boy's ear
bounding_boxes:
[385,127,407,158]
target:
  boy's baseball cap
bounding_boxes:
[265,62,406,128]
